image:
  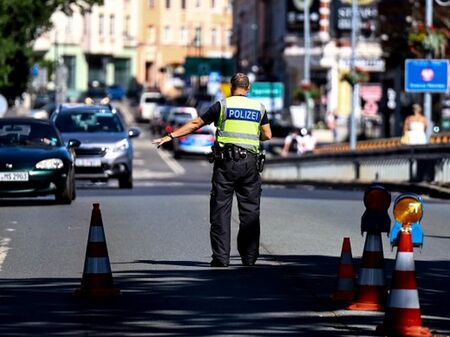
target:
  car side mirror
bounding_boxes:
[67,139,81,148]
[128,127,141,138]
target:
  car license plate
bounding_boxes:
[75,158,102,167]
[0,172,29,181]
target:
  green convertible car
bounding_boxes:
[0,118,80,204]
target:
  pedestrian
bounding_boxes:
[281,127,316,156]
[401,103,428,145]
[152,73,272,267]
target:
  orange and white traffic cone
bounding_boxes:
[376,228,431,337]
[333,237,356,301]
[74,203,120,298]
[348,232,387,311]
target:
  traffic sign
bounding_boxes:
[405,59,449,93]
[248,82,284,111]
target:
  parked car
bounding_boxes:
[0,118,79,204]
[138,91,165,122]
[51,104,140,188]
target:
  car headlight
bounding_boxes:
[112,139,129,152]
[36,158,64,169]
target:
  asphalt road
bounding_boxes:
[0,115,449,336]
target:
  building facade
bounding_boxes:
[34,0,140,101]
[233,0,385,141]
[136,0,234,97]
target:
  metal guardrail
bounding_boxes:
[262,135,450,196]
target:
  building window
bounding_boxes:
[180,26,188,45]
[165,0,170,9]
[110,15,115,36]
[124,15,130,37]
[65,16,72,35]
[211,28,218,47]
[163,25,171,44]
[194,26,202,47]
[148,25,155,43]
[148,0,155,8]
[63,56,76,90]
[226,29,232,47]
[211,0,216,9]
[99,14,104,36]
[181,0,186,9]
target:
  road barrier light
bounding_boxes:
[390,193,424,248]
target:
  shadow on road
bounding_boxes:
[0,255,448,336]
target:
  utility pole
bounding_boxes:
[424,0,433,140]
[303,0,311,129]
[349,0,359,150]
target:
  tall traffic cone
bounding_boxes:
[348,232,387,311]
[333,237,356,301]
[74,203,120,297]
[376,228,431,337]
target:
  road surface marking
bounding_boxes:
[157,148,186,175]
[0,237,12,271]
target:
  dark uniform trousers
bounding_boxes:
[210,154,261,265]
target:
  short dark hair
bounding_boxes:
[230,73,249,89]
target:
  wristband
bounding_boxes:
[167,132,174,140]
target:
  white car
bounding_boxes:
[138,92,165,121]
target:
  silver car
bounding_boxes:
[51,104,140,188]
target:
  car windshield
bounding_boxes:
[55,110,124,133]
[0,122,60,147]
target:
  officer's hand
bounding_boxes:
[152,136,171,148]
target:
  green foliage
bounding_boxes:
[294,84,320,103]
[341,68,370,87]
[408,23,449,58]
[0,0,103,104]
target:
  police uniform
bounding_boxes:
[201,95,269,266]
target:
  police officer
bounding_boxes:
[153,73,272,267]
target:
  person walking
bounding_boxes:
[153,73,272,267]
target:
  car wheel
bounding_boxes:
[118,172,133,189]
[55,173,74,204]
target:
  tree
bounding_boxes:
[0,0,103,105]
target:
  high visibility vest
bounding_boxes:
[216,96,265,154]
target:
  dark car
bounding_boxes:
[0,118,79,204]
[51,104,140,188]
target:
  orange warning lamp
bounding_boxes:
[393,194,423,226]
[363,184,391,212]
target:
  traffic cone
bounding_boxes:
[348,232,387,311]
[376,228,431,337]
[74,203,120,297]
[333,237,356,301]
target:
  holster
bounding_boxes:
[257,150,266,172]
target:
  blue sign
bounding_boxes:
[405,59,449,93]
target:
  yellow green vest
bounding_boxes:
[216,96,265,154]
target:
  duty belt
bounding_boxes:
[208,143,255,162]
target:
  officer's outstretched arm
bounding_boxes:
[260,124,272,141]
[152,117,206,148]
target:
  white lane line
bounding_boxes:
[0,237,12,271]
[157,149,186,176]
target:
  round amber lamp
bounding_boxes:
[393,196,423,225]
